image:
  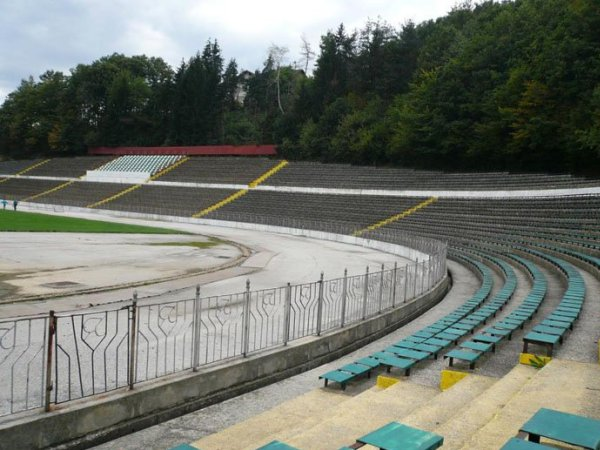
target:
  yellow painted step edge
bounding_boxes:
[440,369,468,391]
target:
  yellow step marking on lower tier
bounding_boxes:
[353,196,438,236]
[24,180,75,201]
[191,160,288,218]
[192,189,248,218]
[87,183,143,209]
[0,159,51,184]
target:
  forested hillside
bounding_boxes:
[1,0,599,175]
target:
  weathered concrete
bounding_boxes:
[0,276,450,450]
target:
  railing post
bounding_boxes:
[403,267,408,302]
[421,261,426,294]
[378,264,384,313]
[44,310,56,412]
[428,257,433,289]
[362,266,369,320]
[283,283,292,345]
[128,291,138,390]
[192,285,202,371]
[391,262,398,308]
[413,260,418,299]
[316,272,324,336]
[242,280,251,357]
[340,269,348,328]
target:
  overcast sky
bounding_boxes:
[0,0,464,104]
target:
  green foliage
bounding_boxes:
[1,0,599,175]
[529,354,549,370]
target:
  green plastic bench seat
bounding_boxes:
[485,327,513,339]
[451,323,476,332]
[532,325,565,337]
[523,332,561,356]
[540,319,571,330]
[444,327,469,338]
[460,341,494,353]
[319,370,356,389]
[413,331,435,339]
[256,440,300,450]
[500,437,554,449]
[373,352,415,376]
[340,363,372,377]
[385,346,431,362]
[473,333,503,345]
[494,321,521,332]
[546,314,574,325]
[168,444,200,450]
[395,341,442,358]
[435,332,460,343]
[355,421,444,450]
[424,337,453,348]
[355,356,380,368]
[519,408,600,449]
[551,310,578,319]
[445,349,482,369]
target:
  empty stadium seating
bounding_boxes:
[3,155,599,449]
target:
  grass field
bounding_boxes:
[0,210,183,234]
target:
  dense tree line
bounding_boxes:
[1,0,599,175]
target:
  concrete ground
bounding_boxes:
[0,211,408,318]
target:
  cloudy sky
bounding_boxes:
[0,0,463,103]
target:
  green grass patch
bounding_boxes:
[0,210,183,234]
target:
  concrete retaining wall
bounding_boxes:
[0,276,450,449]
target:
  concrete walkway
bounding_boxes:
[92,259,479,450]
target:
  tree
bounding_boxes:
[268,45,289,114]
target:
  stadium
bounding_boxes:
[0,148,599,450]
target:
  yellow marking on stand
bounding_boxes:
[440,369,468,391]
[191,160,288,218]
[519,353,552,367]
[377,375,400,389]
[149,156,190,181]
[248,160,288,187]
[87,184,142,209]
[24,181,75,201]
[192,189,248,218]
[353,197,438,236]
[0,159,51,183]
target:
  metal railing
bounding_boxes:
[0,210,446,419]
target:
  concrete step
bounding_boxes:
[461,359,600,449]
[240,385,387,450]
[192,388,351,450]
[433,364,537,450]
[401,373,497,432]
[282,379,439,450]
